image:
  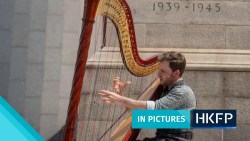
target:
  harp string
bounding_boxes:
[91,18,106,140]
[87,21,112,141]
[78,14,125,140]
[94,23,118,140]
[77,14,105,140]
[76,0,159,140]
[100,31,120,141]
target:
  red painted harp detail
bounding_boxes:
[120,0,158,65]
[63,0,160,141]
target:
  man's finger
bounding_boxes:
[98,93,106,97]
[113,76,120,80]
[98,91,111,97]
[99,90,110,94]
[118,81,131,90]
[112,77,120,83]
[113,79,120,90]
[101,97,110,101]
[123,81,131,87]
[114,88,120,93]
[104,100,111,104]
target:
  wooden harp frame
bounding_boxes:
[63,0,161,140]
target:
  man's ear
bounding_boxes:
[173,70,180,77]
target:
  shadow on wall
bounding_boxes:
[48,126,76,141]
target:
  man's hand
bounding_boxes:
[98,90,123,105]
[98,90,147,109]
[98,77,147,109]
[112,77,131,95]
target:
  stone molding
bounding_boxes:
[87,47,250,72]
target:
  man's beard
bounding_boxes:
[160,77,175,86]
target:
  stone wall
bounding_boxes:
[0,0,83,139]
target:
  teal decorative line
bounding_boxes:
[0,96,45,141]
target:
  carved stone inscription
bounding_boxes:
[127,0,250,25]
[122,0,250,50]
[152,1,221,13]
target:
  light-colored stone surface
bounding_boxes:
[134,24,147,47]
[146,24,226,48]
[186,1,250,25]
[44,48,61,80]
[14,0,30,14]
[59,65,74,98]
[224,72,250,98]
[47,0,64,15]
[46,15,63,48]
[25,64,44,97]
[40,114,59,139]
[57,98,69,129]
[0,30,11,63]
[184,71,224,97]
[195,96,224,109]
[7,80,25,114]
[145,24,166,48]
[30,0,47,30]
[41,80,59,114]
[43,61,61,81]
[193,129,223,141]
[127,0,186,24]
[0,0,14,29]
[63,0,82,32]
[12,14,29,47]
[226,26,250,49]
[28,31,46,63]
[128,0,250,25]
[88,47,250,71]
[24,97,41,131]
[224,124,250,141]
[62,32,78,65]
[40,4,64,135]
[225,97,250,125]
[9,47,27,80]
[0,64,9,99]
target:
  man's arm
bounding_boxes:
[99,90,147,109]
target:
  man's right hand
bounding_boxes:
[112,77,131,95]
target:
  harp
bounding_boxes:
[63,0,163,140]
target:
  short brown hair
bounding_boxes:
[157,51,186,76]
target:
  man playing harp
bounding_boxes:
[99,51,196,141]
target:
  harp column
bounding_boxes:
[63,0,100,141]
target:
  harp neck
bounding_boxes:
[96,0,159,76]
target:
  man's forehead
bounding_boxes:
[159,60,170,66]
[159,61,171,69]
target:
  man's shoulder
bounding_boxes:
[173,82,194,95]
